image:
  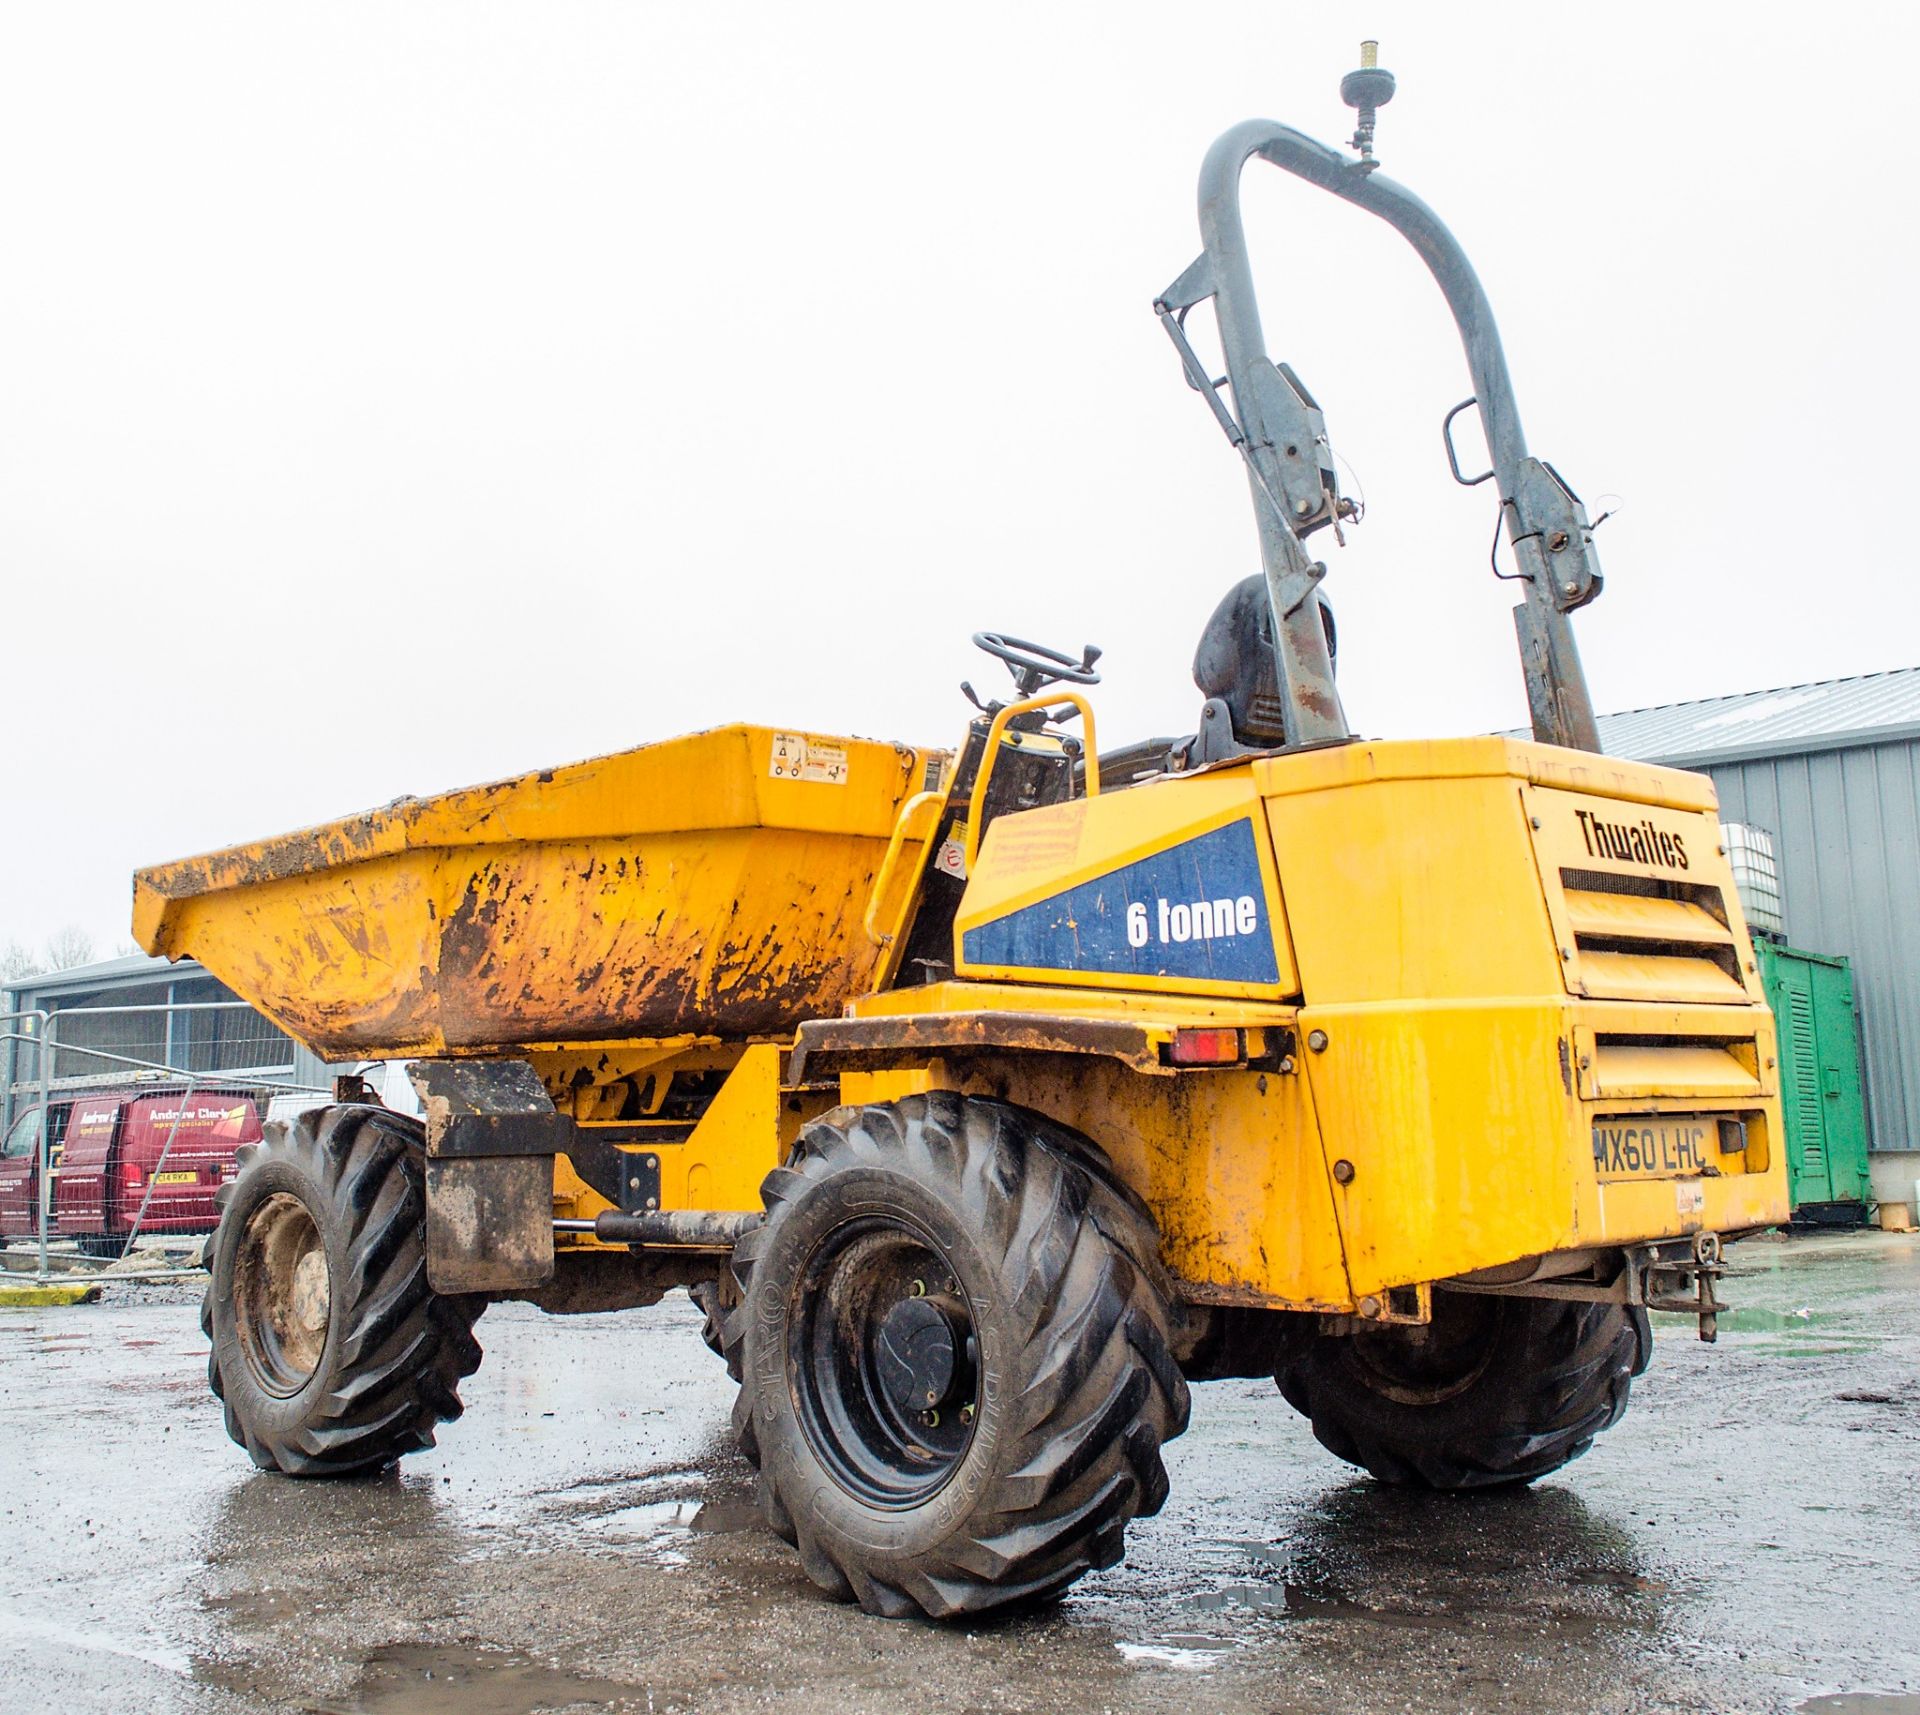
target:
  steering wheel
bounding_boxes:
[972,632,1102,697]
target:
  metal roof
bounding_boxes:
[1568,668,1920,768]
[3,953,185,1010]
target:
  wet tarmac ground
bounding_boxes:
[2,1229,1917,1715]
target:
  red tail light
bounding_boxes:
[1168,1027,1244,1065]
[123,1162,144,1186]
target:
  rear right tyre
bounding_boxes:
[1276,1290,1651,1489]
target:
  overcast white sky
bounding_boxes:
[4,4,1917,960]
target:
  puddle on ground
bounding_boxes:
[1207,1536,1289,1570]
[579,1498,706,1537]
[1188,1580,1456,1629]
[202,1589,313,1628]
[1115,1640,1228,1670]
[1566,1567,1670,1595]
[550,1479,762,1568]
[688,1499,760,1534]
[1661,1305,1881,1353]
[1800,1697,1920,1715]
[554,1462,758,1537]
[0,1606,190,1675]
[1136,1535,1665,1658]
[311,1643,647,1714]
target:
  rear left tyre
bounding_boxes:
[202,1104,485,1476]
[722,1092,1189,1619]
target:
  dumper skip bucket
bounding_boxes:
[133,726,937,1058]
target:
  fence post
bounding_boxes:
[36,1011,54,1278]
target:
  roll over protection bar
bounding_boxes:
[1158,105,1604,754]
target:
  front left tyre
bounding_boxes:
[202,1104,485,1476]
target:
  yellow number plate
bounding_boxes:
[153,1170,198,1185]
[1591,1115,1714,1181]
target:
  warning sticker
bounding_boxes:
[769,732,850,784]
[980,802,1084,876]
[934,832,968,880]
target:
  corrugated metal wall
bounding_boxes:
[1700,738,1920,1154]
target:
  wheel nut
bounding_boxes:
[959,1404,974,1424]
[909,1279,925,1297]
[922,1409,940,1428]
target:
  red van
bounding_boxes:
[0,1087,264,1255]
[0,1100,72,1244]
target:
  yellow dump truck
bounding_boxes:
[135,50,1786,1620]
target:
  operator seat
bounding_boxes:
[1092,574,1338,785]
[1185,573,1336,766]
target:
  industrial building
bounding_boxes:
[2,954,333,1135]
[1593,667,1920,1212]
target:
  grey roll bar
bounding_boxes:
[1158,114,1604,753]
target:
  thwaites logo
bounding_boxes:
[1575,809,1690,870]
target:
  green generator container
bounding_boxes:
[1754,942,1871,1222]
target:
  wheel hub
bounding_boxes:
[791,1221,981,1508]
[233,1191,331,1397]
[876,1295,964,1415]
[291,1247,331,1336]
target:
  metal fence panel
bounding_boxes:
[1,1000,328,1283]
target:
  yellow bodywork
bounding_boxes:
[843,736,1787,1309]
[134,722,1789,1316]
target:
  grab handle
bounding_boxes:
[963,694,1100,875]
[862,791,944,946]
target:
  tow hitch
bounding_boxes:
[1444,1231,1732,1342]
[1642,1232,1729,1342]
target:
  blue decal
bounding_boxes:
[961,819,1279,985]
